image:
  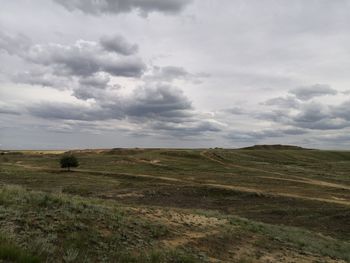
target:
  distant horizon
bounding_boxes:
[2,144,348,152]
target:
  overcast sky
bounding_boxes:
[1,0,350,150]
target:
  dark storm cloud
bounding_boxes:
[100,35,138,55]
[289,84,337,101]
[53,0,192,16]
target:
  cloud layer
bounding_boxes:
[1,0,350,149]
[53,0,192,15]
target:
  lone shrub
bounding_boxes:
[60,154,79,171]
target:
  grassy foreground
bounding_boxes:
[0,148,349,262]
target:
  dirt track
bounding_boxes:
[7,162,350,206]
[200,151,350,191]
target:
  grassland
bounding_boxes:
[0,147,349,262]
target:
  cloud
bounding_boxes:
[145,66,209,84]
[125,84,192,119]
[0,32,146,79]
[290,103,347,130]
[263,96,300,108]
[12,70,71,89]
[1,30,219,138]
[100,35,138,55]
[289,84,337,101]
[226,128,308,142]
[0,104,21,116]
[28,101,122,121]
[0,109,20,115]
[53,0,192,16]
[331,100,350,121]
[151,66,189,80]
[224,107,245,115]
[0,31,31,55]
[26,40,145,77]
[148,120,222,137]
[28,84,192,122]
[259,95,350,130]
[26,83,221,137]
[79,73,111,89]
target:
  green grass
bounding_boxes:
[0,234,39,263]
[0,148,349,261]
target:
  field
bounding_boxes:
[0,147,349,262]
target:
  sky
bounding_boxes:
[1,0,350,150]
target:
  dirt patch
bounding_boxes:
[133,208,227,228]
[257,251,346,263]
[257,175,350,191]
[162,230,220,248]
[116,192,145,198]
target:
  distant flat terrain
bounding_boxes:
[0,148,349,262]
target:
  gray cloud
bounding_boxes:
[0,31,31,55]
[26,40,145,77]
[126,84,192,119]
[53,0,192,16]
[152,66,189,80]
[331,100,350,121]
[259,96,350,130]
[289,84,337,101]
[73,73,114,100]
[145,66,209,84]
[148,120,221,137]
[12,70,71,89]
[28,85,190,121]
[100,35,138,55]
[226,128,308,142]
[0,31,146,79]
[28,102,122,121]
[3,0,350,149]
[0,109,20,115]
[264,96,300,109]
[26,83,221,137]
[79,73,110,89]
[224,107,245,115]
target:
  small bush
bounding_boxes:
[60,154,79,171]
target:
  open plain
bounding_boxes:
[0,147,349,262]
